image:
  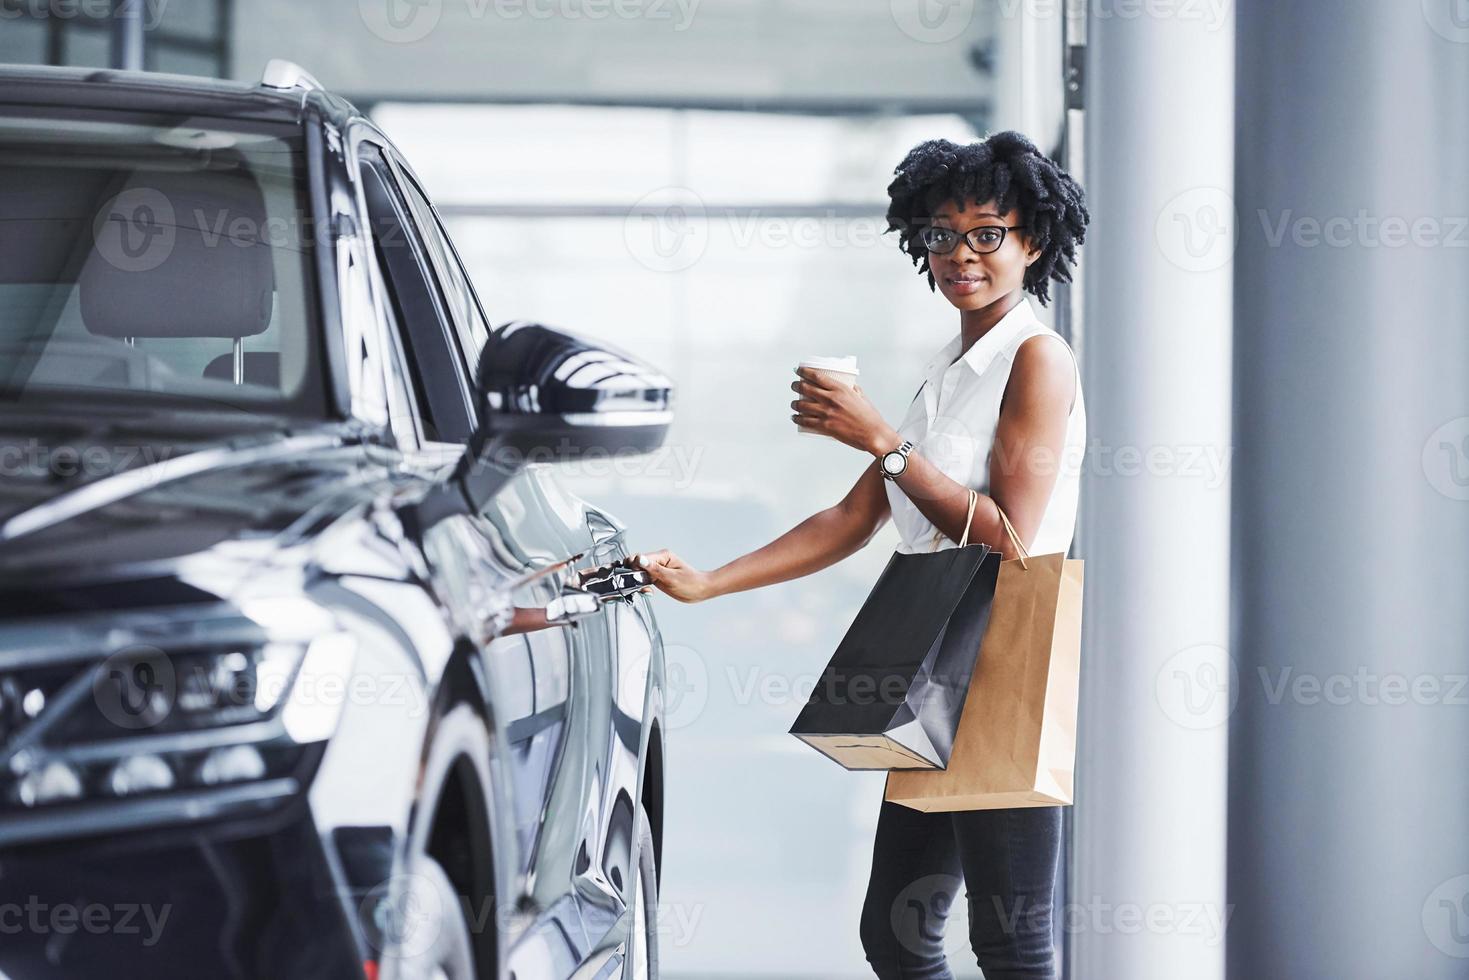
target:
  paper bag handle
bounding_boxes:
[929,488,979,552]
[993,502,1031,569]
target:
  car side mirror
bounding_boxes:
[475,320,673,455]
[456,322,675,507]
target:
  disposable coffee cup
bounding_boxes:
[796,355,859,437]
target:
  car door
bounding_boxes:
[353,138,550,883]
[383,158,649,943]
[369,148,611,912]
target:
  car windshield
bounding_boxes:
[0,108,326,420]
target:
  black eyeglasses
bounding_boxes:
[920,224,1026,255]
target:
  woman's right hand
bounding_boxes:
[629,549,718,603]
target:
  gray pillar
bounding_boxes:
[109,0,145,72]
[1069,1,1234,977]
[1229,3,1469,977]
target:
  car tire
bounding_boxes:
[624,808,660,980]
[379,852,476,980]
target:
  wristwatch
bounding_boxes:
[879,439,916,480]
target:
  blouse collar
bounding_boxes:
[920,294,1041,383]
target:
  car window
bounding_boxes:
[0,110,325,418]
[389,162,492,372]
[356,146,475,444]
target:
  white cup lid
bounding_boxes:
[798,355,859,375]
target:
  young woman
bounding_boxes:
[630,130,1089,979]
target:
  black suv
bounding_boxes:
[0,60,673,980]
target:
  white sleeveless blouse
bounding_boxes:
[884,296,1086,557]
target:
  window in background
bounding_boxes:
[0,15,48,64]
[0,0,229,76]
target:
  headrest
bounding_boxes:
[79,168,275,339]
[203,352,280,388]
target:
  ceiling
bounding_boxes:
[228,0,1007,112]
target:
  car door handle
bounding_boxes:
[575,559,651,602]
[494,556,639,636]
[538,561,649,628]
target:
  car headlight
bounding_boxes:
[0,633,354,811]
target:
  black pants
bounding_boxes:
[859,800,1061,979]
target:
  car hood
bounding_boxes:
[0,425,402,583]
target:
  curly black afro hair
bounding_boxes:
[885,130,1089,306]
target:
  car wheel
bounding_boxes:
[378,852,476,980]
[625,808,660,980]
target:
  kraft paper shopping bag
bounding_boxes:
[885,507,1084,809]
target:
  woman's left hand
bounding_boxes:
[790,367,900,456]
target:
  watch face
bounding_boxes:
[883,452,903,474]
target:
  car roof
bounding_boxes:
[0,63,353,127]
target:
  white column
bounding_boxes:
[989,1,1066,150]
[1069,1,1235,977]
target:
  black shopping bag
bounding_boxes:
[789,489,1000,770]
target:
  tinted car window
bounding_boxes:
[391,165,492,370]
[357,148,474,444]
